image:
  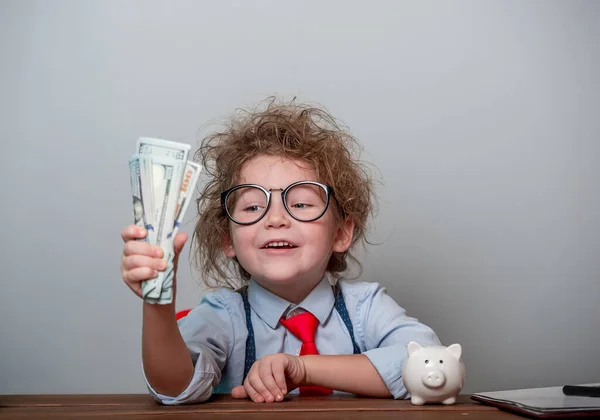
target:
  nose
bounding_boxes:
[263,192,291,229]
[421,369,446,389]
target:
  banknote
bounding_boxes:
[137,137,190,163]
[129,138,201,304]
[170,161,202,239]
[128,156,146,232]
[129,156,158,297]
[138,155,156,244]
[142,156,183,299]
[137,137,189,249]
[150,162,202,303]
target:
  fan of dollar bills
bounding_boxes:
[128,137,201,304]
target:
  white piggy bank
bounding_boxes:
[401,341,466,405]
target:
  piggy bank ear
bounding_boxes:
[407,341,422,356]
[446,343,462,360]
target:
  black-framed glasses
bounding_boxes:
[221,180,334,225]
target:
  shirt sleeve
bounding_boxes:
[357,283,441,399]
[143,289,236,405]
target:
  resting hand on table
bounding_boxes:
[231,353,306,403]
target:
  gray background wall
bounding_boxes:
[1,0,598,395]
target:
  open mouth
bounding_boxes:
[262,241,298,249]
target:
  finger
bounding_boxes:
[248,373,274,403]
[125,280,142,298]
[123,241,163,258]
[244,378,265,403]
[272,360,287,399]
[123,267,158,285]
[172,232,188,276]
[122,255,167,272]
[260,361,284,402]
[173,232,188,256]
[231,386,248,399]
[121,225,147,242]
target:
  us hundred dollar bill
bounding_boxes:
[128,156,146,233]
[129,137,200,304]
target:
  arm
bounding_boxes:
[231,352,389,402]
[121,226,230,404]
[142,302,194,397]
[302,354,391,397]
[121,227,196,398]
[348,282,442,398]
[231,283,441,403]
[232,282,439,402]
[142,293,235,405]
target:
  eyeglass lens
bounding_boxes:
[225,183,328,224]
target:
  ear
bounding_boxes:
[407,341,422,356]
[446,343,462,360]
[332,217,354,253]
[222,232,236,258]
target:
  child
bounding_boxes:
[120,98,441,405]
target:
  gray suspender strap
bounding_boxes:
[238,284,360,381]
[332,284,361,355]
[238,286,256,381]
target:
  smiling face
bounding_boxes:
[223,155,354,302]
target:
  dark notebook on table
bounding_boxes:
[471,384,600,419]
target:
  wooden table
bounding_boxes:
[0,394,521,419]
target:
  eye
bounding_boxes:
[424,359,429,364]
[439,360,444,364]
[244,205,262,212]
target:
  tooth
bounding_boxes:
[265,242,295,248]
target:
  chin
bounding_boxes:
[260,272,301,284]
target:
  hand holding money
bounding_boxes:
[120,225,187,300]
[127,137,201,304]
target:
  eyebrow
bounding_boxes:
[237,179,320,187]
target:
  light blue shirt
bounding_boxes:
[144,277,441,405]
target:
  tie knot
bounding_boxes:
[280,311,319,344]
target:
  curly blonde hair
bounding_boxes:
[192,98,376,289]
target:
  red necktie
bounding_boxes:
[280,311,333,395]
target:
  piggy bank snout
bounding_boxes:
[421,369,446,389]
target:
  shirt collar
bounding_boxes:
[247,276,335,329]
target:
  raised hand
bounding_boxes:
[120,225,187,298]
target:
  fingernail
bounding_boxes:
[160,260,167,270]
[276,394,282,401]
[138,227,146,236]
[152,270,158,277]
[155,248,163,258]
